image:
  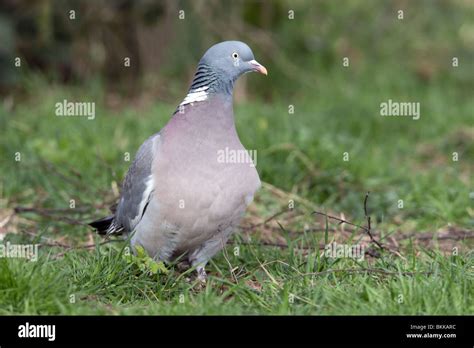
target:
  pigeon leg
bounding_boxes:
[189,226,236,282]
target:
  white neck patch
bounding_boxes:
[179,86,209,106]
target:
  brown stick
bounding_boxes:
[313,192,385,250]
[363,192,384,250]
[14,206,87,225]
[290,267,432,279]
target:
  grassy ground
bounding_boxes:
[0,61,472,314]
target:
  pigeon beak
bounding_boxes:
[248,60,268,75]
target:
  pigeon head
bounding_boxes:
[180,41,267,106]
[200,41,267,80]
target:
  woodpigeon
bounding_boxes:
[89,41,267,281]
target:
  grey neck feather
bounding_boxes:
[189,63,233,95]
[175,63,233,114]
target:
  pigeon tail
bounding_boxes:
[89,215,123,235]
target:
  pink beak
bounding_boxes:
[249,60,268,75]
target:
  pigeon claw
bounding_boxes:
[197,266,207,283]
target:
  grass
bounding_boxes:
[0,236,472,315]
[0,55,472,314]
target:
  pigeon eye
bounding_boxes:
[232,52,239,59]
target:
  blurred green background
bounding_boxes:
[2,0,473,98]
[1,0,473,229]
[0,0,473,316]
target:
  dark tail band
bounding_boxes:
[88,215,115,235]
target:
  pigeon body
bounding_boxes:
[90,41,267,280]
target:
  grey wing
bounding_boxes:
[115,133,160,233]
